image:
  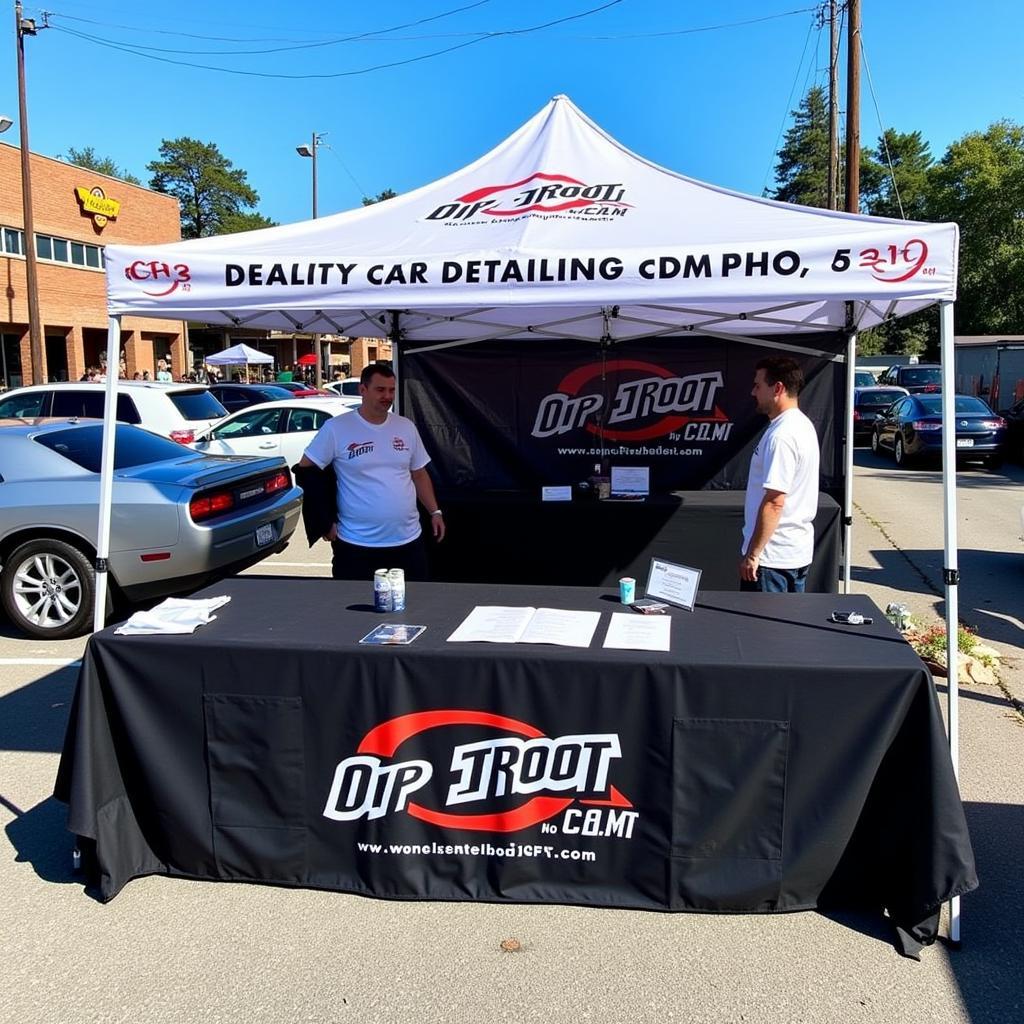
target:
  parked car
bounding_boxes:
[324,379,361,398]
[852,386,909,444]
[854,370,877,388]
[207,383,296,414]
[1000,395,1024,462]
[877,364,943,394]
[192,397,355,466]
[274,381,334,397]
[0,420,302,639]
[0,382,227,444]
[870,393,1007,468]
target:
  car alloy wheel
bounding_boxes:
[894,437,907,466]
[0,538,95,639]
[871,431,880,454]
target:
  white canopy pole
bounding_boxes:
[841,329,857,593]
[938,298,961,944]
[93,314,122,634]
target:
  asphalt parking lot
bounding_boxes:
[2,455,1022,1023]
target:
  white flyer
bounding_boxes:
[447,606,600,648]
[602,612,671,652]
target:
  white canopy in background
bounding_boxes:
[204,342,273,365]
[96,99,965,938]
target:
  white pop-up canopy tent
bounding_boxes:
[204,342,274,366]
[94,95,964,929]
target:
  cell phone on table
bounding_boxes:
[632,599,669,614]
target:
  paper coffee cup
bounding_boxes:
[619,577,636,604]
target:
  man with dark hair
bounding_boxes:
[299,361,444,581]
[739,356,819,593]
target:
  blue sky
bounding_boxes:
[2,1,1021,225]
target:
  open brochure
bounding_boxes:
[359,624,426,645]
[446,606,601,648]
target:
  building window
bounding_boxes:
[1,227,104,271]
[2,227,25,255]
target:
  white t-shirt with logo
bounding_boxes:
[303,410,431,547]
[741,407,820,569]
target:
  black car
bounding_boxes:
[1000,395,1024,462]
[207,383,296,414]
[877,364,943,394]
[871,393,1007,468]
[852,386,908,444]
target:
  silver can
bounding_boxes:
[374,569,392,613]
[387,568,406,612]
[885,602,911,631]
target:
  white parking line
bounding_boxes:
[254,561,332,568]
[0,658,82,667]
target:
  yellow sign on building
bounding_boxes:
[75,186,120,228]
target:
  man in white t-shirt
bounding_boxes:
[299,362,445,581]
[740,356,820,593]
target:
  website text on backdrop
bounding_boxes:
[739,356,820,594]
[299,362,445,581]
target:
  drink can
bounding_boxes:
[374,569,392,613]
[885,602,910,631]
[619,577,636,604]
[388,568,406,612]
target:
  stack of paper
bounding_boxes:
[114,596,231,636]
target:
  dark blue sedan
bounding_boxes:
[871,394,1007,469]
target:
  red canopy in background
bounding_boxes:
[295,353,318,365]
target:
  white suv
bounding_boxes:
[0,382,228,444]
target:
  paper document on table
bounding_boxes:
[447,606,601,647]
[519,608,601,648]
[447,606,537,644]
[602,612,671,652]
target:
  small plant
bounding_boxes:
[908,622,992,667]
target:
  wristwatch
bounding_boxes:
[430,509,444,517]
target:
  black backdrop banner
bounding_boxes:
[400,334,845,494]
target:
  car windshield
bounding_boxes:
[854,372,875,386]
[33,424,195,472]
[900,367,942,385]
[859,390,906,408]
[169,389,228,420]
[916,396,993,415]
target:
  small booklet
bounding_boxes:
[447,606,601,648]
[359,624,426,645]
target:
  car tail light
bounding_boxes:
[852,410,861,422]
[190,490,236,521]
[980,419,1005,429]
[265,470,290,494]
[170,428,195,444]
[911,421,942,431]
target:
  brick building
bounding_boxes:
[1,142,187,388]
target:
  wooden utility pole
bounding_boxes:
[15,0,44,384]
[827,0,840,210]
[845,0,861,213]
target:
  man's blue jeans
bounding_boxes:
[740,565,809,593]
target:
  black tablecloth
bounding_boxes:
[428,491,841,592]
[55,578,975,955]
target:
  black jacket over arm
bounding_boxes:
[292,461,338,548]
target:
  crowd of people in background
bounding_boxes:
[69,360,351,386]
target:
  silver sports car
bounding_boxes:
[0,419,303,639]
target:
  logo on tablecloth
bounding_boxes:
[323,710,637,838]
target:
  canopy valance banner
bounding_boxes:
[400,334,843,493]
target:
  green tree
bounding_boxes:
[362,188,398,206]
[147,138,265,238]
[771,86,830,208]
[219,211,278,233]
[927,120,1024,334]
[60,145,141,185]
[860,130,934,221]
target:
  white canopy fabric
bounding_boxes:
[95,100,965,942]
[204,342,273,365]
[102,95,956,344]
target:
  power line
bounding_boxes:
[46,1,626,78]
[860,33,906,219]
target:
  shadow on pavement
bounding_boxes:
[5,795,81,888]
[0,665,77,754]
[945,801,1024,1024]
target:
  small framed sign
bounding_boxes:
[645,557,701,612]
[542,486,573,502]
[610,465,649,498]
